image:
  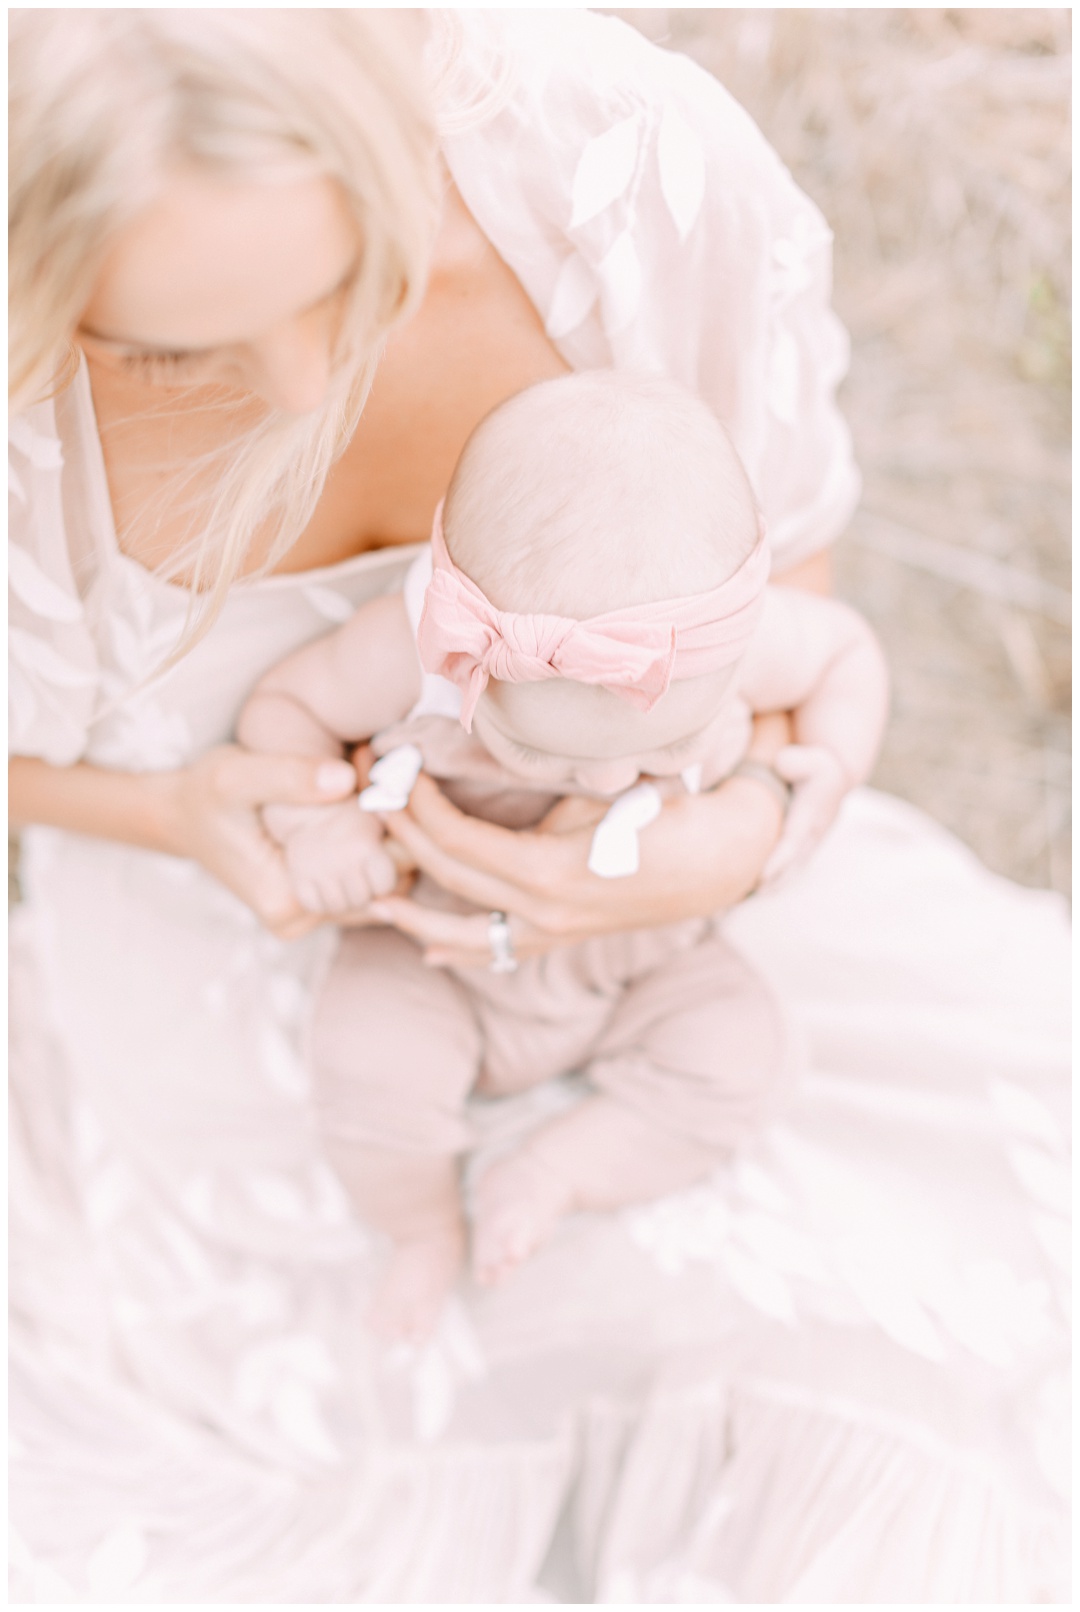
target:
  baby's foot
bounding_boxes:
[368,1222,465,1345]
[471,1149,575,1287]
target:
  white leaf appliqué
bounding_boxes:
[657,107,706,241]
[835,1240,947,1361]
[386,1298,486,1443]
[8,544,84,622]
[925,1259,1053,1367]
[1028,1209,1070,1277]
[626,1181,733,1275]
[989,1079,1063,1150]
[9,417,64,469]
[245,1171,309,1222]
[1007,1143,1070,1217]
[588,781,661,877]
[84,1161,137,1231]
[733,1156,792,1215]
[570,115,641,229]
[358,743,424,813]
[597,232,644,336]
[720,1243,796,1323]
[8,671,40,740]
[732,1210,828,1282]
[413,1346,455,1444]
[310,1162,354,1228]
[85,1524,149,1597]
[258,1022,310,1101]
[271,1379,342,1464]
[767,327,800,427]
[234,1334,341,1461]
[266,969,308,1029]
[546,253,598,340]
[9,627,97,688]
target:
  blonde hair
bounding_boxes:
[9,8,500,642]
[444,372,762,617]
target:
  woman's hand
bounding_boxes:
[160,744,365,938]
[368,715,791,968]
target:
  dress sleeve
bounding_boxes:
[641,38,862,569]
[445,11,861,571]
[9,398,101,764]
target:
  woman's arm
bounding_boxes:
[9,748,358,938]
[368,709,793,966]
[773,549,831,597]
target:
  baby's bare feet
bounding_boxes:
[472,1150,575,1287]
[368,1221,466,1345]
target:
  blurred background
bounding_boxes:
[612,7,1071,895]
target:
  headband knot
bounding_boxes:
[417,502,769,732]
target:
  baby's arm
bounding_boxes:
[237,593,422,913]
[737,587,890,881]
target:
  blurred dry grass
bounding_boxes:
[613,7,1071,894]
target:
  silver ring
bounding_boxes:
[487,910,518,973]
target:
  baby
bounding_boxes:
[239,373,889,1341]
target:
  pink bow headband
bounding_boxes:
[417,502,771,732]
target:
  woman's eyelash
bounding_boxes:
[118,350,206,380]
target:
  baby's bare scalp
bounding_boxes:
[443,371,761,618]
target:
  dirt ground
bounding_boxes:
[614,7,1071,895]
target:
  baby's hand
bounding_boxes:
[274,800,398,915]
[759,744,850,886]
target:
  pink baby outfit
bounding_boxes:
[309,551,790,1173]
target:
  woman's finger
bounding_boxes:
[368,898,547,968]
[212,746,357,809]
[386,773,585,890]
[381,803,558,920]
[367,898,494,952]
[536,793,611,835]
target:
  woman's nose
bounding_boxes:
[575,757,642,796]
[245,310,333,414]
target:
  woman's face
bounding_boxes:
[78,169,360,415]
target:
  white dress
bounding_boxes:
[8,13,1070,1603]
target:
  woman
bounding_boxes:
[9,10,1069,1602]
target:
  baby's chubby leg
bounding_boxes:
[473,932,789,1286]
[473,1096,717,1286]
[312,929,481,1341]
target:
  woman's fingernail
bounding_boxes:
[316,762,356,793]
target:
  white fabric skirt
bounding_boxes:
[9,790,1070,1603]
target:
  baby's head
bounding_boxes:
[428,371,765,796]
